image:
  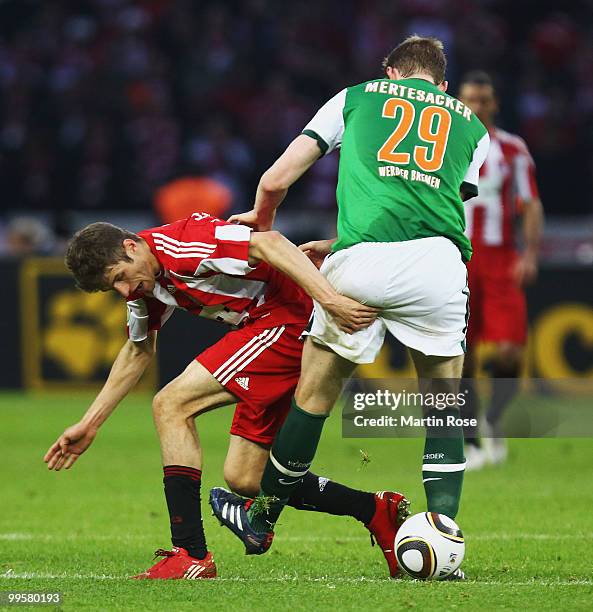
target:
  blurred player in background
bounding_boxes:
[44,213,408,580]
[211,37,488,576]
[458,72,544,470]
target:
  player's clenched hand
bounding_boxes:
[299,239,336,269]
[324,295,379,334]
[44,422,97,471]
[228,209,275,231]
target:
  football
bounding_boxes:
[395,512,465,580]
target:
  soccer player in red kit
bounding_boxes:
[44,213,409,579]
[458,72,544,469]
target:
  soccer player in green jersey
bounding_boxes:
[210,36,489,569]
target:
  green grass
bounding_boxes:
[1,392,592,610]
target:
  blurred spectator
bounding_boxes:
[0,0,591,225]
[2,216,55,256]
[154,176,232,223]
[185,117,254,207]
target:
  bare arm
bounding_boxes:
[248,231,377,333]
[44,333,156,470]
[513,197,544,286]
[522,197,544,256]
[229,135,322,230]
[80,334,156,429]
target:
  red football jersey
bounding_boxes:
[465,128,539,249]
[126,212,312,341]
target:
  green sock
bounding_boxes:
[422,408,465,519]
[248,399,328,532]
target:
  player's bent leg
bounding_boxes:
[208,435,275,555]
[218,434,411,575]
[409,349,466,520]
[213,340,358,552]
[136,361,238,579]
[288,473,410,577]
[223,435,269,497]
[223,435,394,532]
[250,340,357,530]
[153,360,237,468]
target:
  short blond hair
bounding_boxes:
[382,35,447,84]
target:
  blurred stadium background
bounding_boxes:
[0,0,591,390]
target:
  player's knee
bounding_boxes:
[224,467,259,497]
[294,384,334,415]
[152,387,181,423]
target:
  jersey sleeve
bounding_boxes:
[151,214,256,278]
[193,222,256,276]
[461,132,490,198]
[513,140,539,202]
[302,88,347,155]
[126,296,175,342]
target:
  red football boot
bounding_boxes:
[131,547,217,580]
[365,491,411,578]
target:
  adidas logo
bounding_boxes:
[235,376,250,390]
[222,501,244,531]
[166,285,177,295]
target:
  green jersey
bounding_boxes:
[302,78,489,261]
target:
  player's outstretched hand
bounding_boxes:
[299,239,336,269]
[44,422,97,471]
[325,294,379,334]
[228,209,275,231]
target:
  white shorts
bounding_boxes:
[306,237,469,363]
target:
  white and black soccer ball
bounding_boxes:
[394,512,465,580]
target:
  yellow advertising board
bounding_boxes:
[20,258,156,391]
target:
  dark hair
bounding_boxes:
[459,70,495,90]
[65,222,140,292]
[382,35,447,84]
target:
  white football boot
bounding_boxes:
[464,444,487,471]
[481,420,508,465]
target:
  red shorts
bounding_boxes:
[467,247,527,346]
[197,323,305,446]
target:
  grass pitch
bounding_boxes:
[1,392,592,610]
